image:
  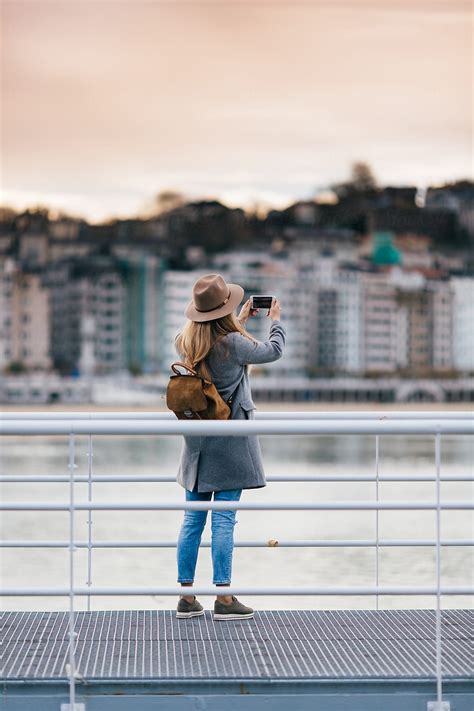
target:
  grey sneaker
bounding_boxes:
[176,595,204,619]
[213,595,254,621]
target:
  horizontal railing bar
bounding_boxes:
[1,585,472,597]
[1,500,472,511]
[1,419,473,436]
[1,474,473,483]
[2,410,473,420]
[2,538,473,548]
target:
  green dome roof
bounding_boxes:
[372,231,402,265]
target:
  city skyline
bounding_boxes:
[2,0,472,223]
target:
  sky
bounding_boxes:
[1,0,472,223]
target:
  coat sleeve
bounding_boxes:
[231,320,286,365]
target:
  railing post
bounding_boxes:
[63,431,82,711]
[428,430,449,711]
[435,431,447,710]
[86,434,93,612]
[375,434,380,612]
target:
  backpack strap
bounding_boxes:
[171,361,198,376]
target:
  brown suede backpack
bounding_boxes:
[166,361,241,420]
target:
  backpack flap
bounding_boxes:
[166,374,208,417]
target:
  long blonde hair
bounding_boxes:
[174,312,258,381]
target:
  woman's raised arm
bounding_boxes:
[231,320,286,365]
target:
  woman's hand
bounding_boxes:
[268,297,281,320]
[237,298,259,323]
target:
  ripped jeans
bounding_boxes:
[176,487,242,585]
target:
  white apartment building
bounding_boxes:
[0,258,51,371]
[360,267,454,373]
[296,250,363,374]
[451,277,474,371]
[360,272,402,372]
[429,278,453,370]
[83,270,126,375]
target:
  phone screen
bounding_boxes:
[251,296,273,309]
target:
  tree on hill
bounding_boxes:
[332,161,378,199]
[152,190,186,215]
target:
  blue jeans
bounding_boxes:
[176,487,242,585]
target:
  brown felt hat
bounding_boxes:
[184,273,244,322]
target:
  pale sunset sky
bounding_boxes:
[1,0,472,223]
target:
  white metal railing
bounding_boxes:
[1,412,473,711]
[2,409,473,419]
[1,417,473,435]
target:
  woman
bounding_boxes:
[174,273,286,620]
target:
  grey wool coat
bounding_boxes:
[175,319,287,493]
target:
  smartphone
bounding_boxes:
[251,295,274,310]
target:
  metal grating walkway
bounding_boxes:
[1,609,472,681]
